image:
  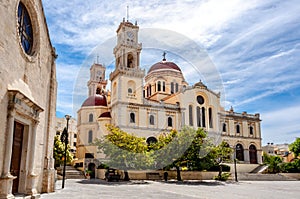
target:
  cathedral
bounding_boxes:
[0,0,57,198]
[76,19,262,172]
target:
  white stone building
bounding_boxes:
[0,0,57,198]
[76,19,262,171]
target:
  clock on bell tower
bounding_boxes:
[109,19,145,106]
[113,18,141,69]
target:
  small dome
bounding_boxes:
[99,112,111,118]
[148,61,182,74]
[81,95,107,107]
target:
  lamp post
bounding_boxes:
[233,145,238,182]
[61,114,71,189]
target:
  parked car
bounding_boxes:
[105,168,121,182]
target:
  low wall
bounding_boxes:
[96,169,219,181]
[225,163,259,173]
[280,173,300,180]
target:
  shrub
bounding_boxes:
[280,159,300,173]
[97,163,109,169]
[214,172,231,181]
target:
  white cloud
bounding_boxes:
[261,105,300,144]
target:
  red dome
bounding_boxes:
[99,112,111,118]
[148,61,181,74]
[81,95,107,107]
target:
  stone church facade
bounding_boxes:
[0,0,57,198]
[76,19,262,172]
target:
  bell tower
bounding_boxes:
[109,18,145,105]
[87,63,107,96]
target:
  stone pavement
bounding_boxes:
[41,179,300,199]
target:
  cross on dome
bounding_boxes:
[162,51,166,61]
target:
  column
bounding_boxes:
[2,111,16,177]
[0,111,16,199]
[244,149,250,163]
[26,121,38,196]
[28,121,38,175]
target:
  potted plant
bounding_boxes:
[85,170,92,179]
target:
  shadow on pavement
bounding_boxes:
[159,180,227,186]
[76,179,150,186]
[76,179,232,186]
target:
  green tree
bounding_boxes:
[94,125,154,170]
[289,137,300,157]
[53,135,73,167]
[211,141,233,179]
[263,152,282,173]
[95,125,232,181]
[152,126,204,180]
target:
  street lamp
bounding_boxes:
[61,114,71,189]
[233,145,238,182]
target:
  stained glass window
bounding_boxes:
[18,3,33,55]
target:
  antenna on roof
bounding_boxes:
[97,54,99,64]
[126,5,129,22]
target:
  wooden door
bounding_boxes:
[10,121,24,193]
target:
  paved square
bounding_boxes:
[41,179,300,199]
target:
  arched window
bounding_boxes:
[112,82,117,96]
[149,115,154,125]
[167,117,173,127]
[127,54,134,68]
[88,130,93,143]
[175,83,179,92]
[196,107,201,127]
[128,88,133,94]
[249,145,258,164]
[209,108,213,128]
[249,126,254,135]
[127,80,136,96]
[157,81,161,91]
[171,82,174,94]
[236,124,240,134]
[149,84,152,96]
[222,123,227,132]
[236,144,244,161]
[89,113,93,122]
[146,137,158,145]
[96,87,101,94]
[189,105,193,126]
[130,112,135,123]
[201,107,206,127]
[163,82,166,92]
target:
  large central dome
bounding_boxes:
[81,94,107,107]
[148,60,182,74]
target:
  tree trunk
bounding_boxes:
[218,164,222,179]
[124,170,130,181]
[176,166,182,181]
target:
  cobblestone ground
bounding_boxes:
[41,179,300,199]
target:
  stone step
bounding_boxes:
[237,173,297,181]
[57,165,86,179]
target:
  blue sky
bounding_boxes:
[42,0,300,145]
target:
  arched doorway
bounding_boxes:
[146,137,158,145]
[235,144,244,161]
[249,145,258,164]
[88,163,96,179]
